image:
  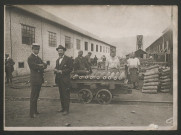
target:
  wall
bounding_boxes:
[5,6,113,76]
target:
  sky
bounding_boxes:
[38,5,173,56]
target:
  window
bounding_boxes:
[21,24,35,45]
[76,39,81,50]
[49,32,57,47]
[18,62,24,68]
[100,46,102,52]
[96,45,98,52]
[103,46,105,52]
[65,36,71,49]
[91,43,94,51]
[85,42,88,51]
[46,61,50,65]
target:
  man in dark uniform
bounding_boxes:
[74,50,90,72]
[85,52,92,73]
[54,45,73,115]
[5,54,15,84]
[27,43,47,118]
[93,55,98,66]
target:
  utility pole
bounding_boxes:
[170,6,173,94]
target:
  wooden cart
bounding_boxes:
[70,79,132,104]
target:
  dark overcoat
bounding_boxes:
[55,55,73,87]
[27,54,46,85]
[5,58,15,73]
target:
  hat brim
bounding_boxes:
[56,48,66,51]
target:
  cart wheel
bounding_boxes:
[78,89,93,104]
[96,89,112,105]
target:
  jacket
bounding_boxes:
[27,54,47,85]
[55,55,73,86]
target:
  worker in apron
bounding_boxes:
[106,51,120,73]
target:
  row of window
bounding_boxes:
[21,24,110,53]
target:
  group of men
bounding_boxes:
[6,42,140,118]
[27,43,73,118]
[27,44,96,118]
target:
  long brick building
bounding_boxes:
[5,5,116,76]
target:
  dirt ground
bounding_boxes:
[4,71,173,128]
[5,99,173,127]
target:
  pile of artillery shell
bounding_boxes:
[160,67,171,93]
[71,70,126,81]
[142,65,160,94]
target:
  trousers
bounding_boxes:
[58,84,70,112]
[30,84,41,116]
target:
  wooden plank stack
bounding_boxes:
[160,67,171,93]
[142,65,160,94]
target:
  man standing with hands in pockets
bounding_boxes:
[54,45,73,115]
[27,43,47,118]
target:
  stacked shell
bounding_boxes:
[71,70,127,81]
[142,65,160,94]
[160,67,171,93]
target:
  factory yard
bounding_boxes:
[4,71,173,128]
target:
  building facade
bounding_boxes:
[145,27,173,63]
[5,5,116,76]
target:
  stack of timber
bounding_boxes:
[160,67,171,93]
[142,65,160,94]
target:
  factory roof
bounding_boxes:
[10,5,115,48]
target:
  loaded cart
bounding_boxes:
[70,71,132,105]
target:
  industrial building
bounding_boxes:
[145,26,173,63]
[5,5,116,76]
[125,35,147,59]
[126,49,147,59]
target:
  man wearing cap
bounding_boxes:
[54,45,73,115]
[5,54,15,84]
[27,43,47,118]
[85,52,92,73]
[73,50,90,72]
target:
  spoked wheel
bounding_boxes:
[78,89,93,104]
[96,89,112,105]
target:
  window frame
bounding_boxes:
[91,43,94,51]
[65,36,71,49]
[85,41,88,51]
[96,45,98,52]
[100,46,102,52]
[21,24,35,45]
[48,31,57,47]
[76,39,81,50]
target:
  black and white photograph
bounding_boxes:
[4,5,178,130]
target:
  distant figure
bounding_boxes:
[5,54,15,84]
[85,52,92,73]
[93,55,98,66]
[106,51,120,73]
[27,43,47,118]
[102,55,106,69]
[127,53,140,89]
[97,58,102,69]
